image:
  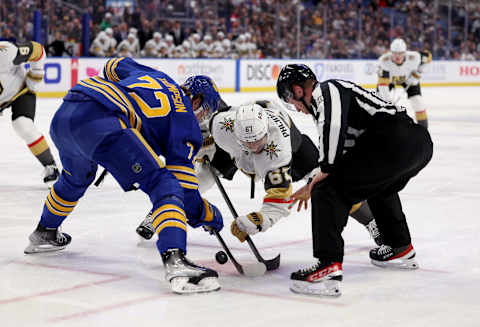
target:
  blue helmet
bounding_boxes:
[183,75,221,113]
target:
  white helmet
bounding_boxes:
[390,38,406,53]
[234,104,268,144]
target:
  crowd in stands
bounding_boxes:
[1,0,479,60]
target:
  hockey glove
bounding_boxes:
[26,69,44,93]
[188,198,224,233]
[231,212,263,242]
[195,136,216,163]
[406,74,420,87]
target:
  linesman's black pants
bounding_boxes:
[311,114,433,263]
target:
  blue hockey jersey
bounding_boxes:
[70,57,202,190]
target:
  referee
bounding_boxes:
[276,64,433,296]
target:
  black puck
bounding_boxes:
[215,251,228,264]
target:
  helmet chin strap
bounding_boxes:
[300,94,315,116]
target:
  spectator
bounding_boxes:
[169,21,185,46]
[104,28,117,57]
[47,31,72,57]
[100,12,113,31]
[116,33,138,58]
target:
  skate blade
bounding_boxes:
[243,263,267,277]
[170,277,221,294]
[24,243,66,254]
[371,258,419,270]
[290,280,341,297]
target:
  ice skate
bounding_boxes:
[43,165,59,188]
[290,261,342,297]
[24,223,71,254]
[365,219,383,246]
[136,211,154,240]
[370,244,418,269]
[162,249,220,294]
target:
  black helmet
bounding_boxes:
[276,64,316,103]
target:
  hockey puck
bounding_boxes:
[215,251,228,264]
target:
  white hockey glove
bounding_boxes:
[26,68,44,93]
[231,212,263,242]
[194,136,218,193]
[196,136,216,163]
[406,74,420,87]
[195,162,217,193]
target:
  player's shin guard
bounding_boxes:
[410,95,428,129]
[12,118,55,165]
[39,178,82,229]
[370,244,418,269]
[150,197,188,254]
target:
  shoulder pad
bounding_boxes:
[420,50,432,64]
[13,41,34,65]
[210,110,235,136]
[381,54,390,62]
[406,51,420,62]
[255,100,270,108]
[0,41,17,64]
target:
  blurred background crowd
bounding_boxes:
[1,0,479,60]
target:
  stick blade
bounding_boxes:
[264,254,281,271]
[242,263,267,277]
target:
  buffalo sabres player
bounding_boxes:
[277,64,432,296]
[24,58,224,294]
[377,38,432,129]
[135,75,236,240]
[208,101,382,245]
[0,40,59,186]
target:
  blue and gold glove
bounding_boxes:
[188,198,224,233]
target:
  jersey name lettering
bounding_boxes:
[266,111,289,138]
[160,78,187,112]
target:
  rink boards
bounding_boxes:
[37,58,480,97]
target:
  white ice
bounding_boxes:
[1,88,479,327]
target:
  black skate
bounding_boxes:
[365,219,383,246]
[136,211,154,240]
[24,223,71,254]
[370,244,418,269]
[162,249,220,294]
[290,261,342,297]
[43,165,59,188]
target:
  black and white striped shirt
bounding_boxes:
[310,79,408,173]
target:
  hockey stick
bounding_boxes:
[94,169,108,187]
[250,175,255,199]
[205,158,280,271]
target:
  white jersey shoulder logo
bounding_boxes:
[219,116,235,132]
[264,141,280,160]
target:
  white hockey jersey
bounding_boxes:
[210,101,294,232]
[0,41,45,106]
[378,51,421,85]
[377,50,432,101]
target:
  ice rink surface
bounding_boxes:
[1,87,479,327]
